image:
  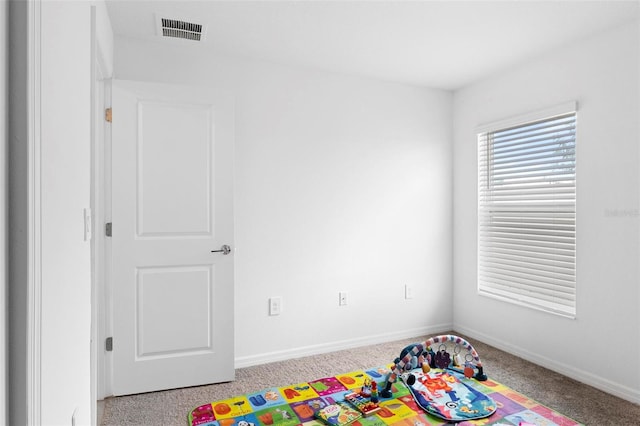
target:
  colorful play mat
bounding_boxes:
[189,335,581,425]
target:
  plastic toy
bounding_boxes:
[370,381,379,403]
[401,368,496,421]
[392,343,435,372]
[380,334,488,398]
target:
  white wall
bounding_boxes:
[40,2,93,424]
[92,0,113,78]
[9,1,107,424]
[453,20,640,403]
[114,38,454,365]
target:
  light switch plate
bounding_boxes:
[84,208,92,241]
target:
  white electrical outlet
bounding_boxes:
[269,297,282,316]
[339,291,348,306]
[405,285,414,299]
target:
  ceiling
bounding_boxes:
[105,0,640,90]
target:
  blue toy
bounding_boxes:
[380,334,488,398]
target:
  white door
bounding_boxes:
[111,80,234,395]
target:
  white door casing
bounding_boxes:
[111,80,235,395]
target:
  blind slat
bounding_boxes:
[492,142,575,161]
[493,127,575,149]
[479,247,575,267]
[480,259,575,280]
[489,155,575,173]
[488,113,576,139]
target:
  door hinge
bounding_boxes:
[105,337,113,352]
[105,107,112,123]
[105,222,112,237]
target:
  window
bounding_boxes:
[477,102,577,317]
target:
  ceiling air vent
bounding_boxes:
[156,15,206,41]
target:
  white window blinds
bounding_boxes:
[477,104,577,317]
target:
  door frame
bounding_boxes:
[25,0,43,423]
[91,7,113,402]
[18,2,113,423]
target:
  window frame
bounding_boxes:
[476,102,577,318]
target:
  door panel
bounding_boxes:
[136,265,212,357]
[137,100,213,236]
[111,80,234,396]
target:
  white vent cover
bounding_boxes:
[156,14,206,41]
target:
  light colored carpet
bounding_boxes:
[99,332,640,425]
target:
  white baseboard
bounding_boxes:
[234,323,453,369]
[454,325,640,405]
